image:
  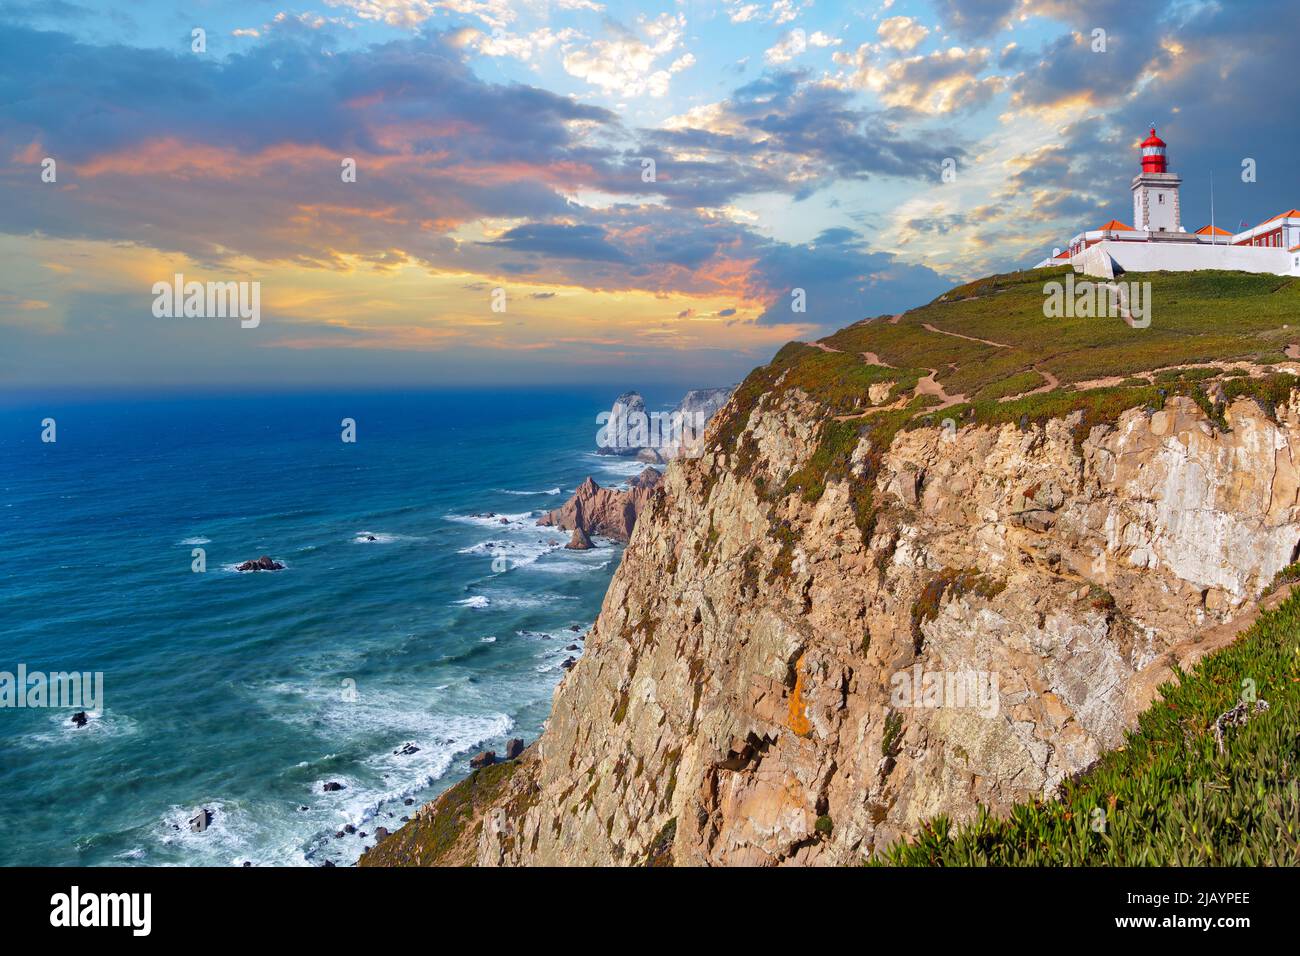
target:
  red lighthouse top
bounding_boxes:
[1140,127,1168,173]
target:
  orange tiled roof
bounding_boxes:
[1195,224,1232,236]
[1097,219,1134,231]
[1263,209,1300,224]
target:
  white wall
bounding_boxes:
[1079,241,1298,277]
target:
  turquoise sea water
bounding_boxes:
[0,389,657,866]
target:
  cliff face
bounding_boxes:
[449,383,1300,866]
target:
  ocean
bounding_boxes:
[0,388,664,866]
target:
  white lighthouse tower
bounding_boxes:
[1131,127,1181,233]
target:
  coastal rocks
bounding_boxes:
[322,781,345,792]
[189,809,213,833]
[596,392,650,457]
[70,711,88,728]
[566,527,594,550]
[505,738,525,760]
[236,555,284,572]
[538,468,664,542]
[394,743,420,756]
[596,387,736,463]
[390,382,1300,869]
[470,751,496,769]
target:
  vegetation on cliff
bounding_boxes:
[877,586,1300,866]
[706,266,1300,555]
[359,759,530,867]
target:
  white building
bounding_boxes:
[1035,128,1300,277]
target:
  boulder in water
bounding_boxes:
[236,555,284,572]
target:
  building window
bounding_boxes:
[1158,194,1164,204]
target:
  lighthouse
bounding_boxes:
[1131,127,1182,233]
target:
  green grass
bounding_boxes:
[874,588,1300,866]
[972,370,1046,402]
[818,267,1300,398]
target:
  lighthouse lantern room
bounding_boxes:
[1131,127,1181,233]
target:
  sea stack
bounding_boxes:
[538,467,664,542]
[566,527,594,550]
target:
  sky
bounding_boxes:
[2,0,1298,391]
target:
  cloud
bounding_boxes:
[648,71,964,205]
[325,0,517,30]
[877,16,930,53]
[561,12,687,98]
[835,45,1004,115]
[765,28,840,65]
[480,223,631,262]
[930,0,1019,40]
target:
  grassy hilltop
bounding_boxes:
[706,267,1300,548]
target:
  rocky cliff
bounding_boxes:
[537,468,663,542]
[367,269,1300,867]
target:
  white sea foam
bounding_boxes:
[446,510,534,529]
[496,487,562,496]
[220,683,521,866]
[523,556,613,575]
[454,596,490,609]
[586,453,664,480]
[18,709,138,749]
[458,535,566,569]
[353,530,424,544]
[179,536,211,546]
[488,592,580,609]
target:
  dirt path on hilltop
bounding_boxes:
[921,322,1012,349]
[915,369,967,411]
[997,367,1059,403]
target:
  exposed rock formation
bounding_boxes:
[538,468,663,542]
[378,379,1300,867]
[566,527,594,550]
[595,391,649,457]
[596,386,736,463]
[236,555,284,572]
